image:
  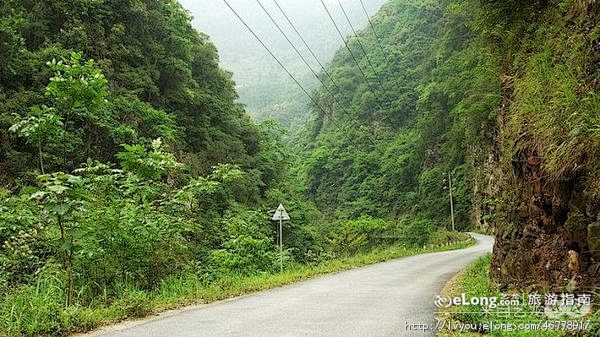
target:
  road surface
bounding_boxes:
[84,233,494,337]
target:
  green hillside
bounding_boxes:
[299,0,599,289]
[0,0,598,335]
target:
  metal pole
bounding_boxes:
[448,172,455,232]
[279,217,283,273]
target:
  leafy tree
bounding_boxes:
[9,106,62,174]
[116,139,181,181]
[30,172,86,305]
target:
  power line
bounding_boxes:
[271,0,342,93]
[355,0,397,112]
[254,0,351,116]
[318,0,377,95]
[222,0,331,119]
[358,0,393,63]
[336,0,384,87]
[223,0,374,144]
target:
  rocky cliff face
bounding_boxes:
[487,1,600,290]
[491,146,600,290]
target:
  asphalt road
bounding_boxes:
[84,233,494,337]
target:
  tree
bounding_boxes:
[31,172,86,305]
[9,106,62,174]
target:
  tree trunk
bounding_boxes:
[58,214,73,306]
[38,139,45,174]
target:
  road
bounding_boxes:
[84,233,494,337]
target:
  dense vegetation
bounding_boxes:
[0,1,468,335]
[297,0,599,290]
[1,0,598,335]
[298,0,499,229]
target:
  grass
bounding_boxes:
[437,255,600,337]
[1,236,475,337]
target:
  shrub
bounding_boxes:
[208,235,278,276]
[400,218,433,247]
[328,217,397,255]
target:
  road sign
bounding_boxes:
[271,203,289,273]
[272,203,290,221]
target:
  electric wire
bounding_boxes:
[222,0,331,119]
[336,0,384,87]
[359,0,389,60]
[318,0,377,94]
[254,0,351,116]
[271,0,343,94]
[224,0,345,133]
[356,0,397,111]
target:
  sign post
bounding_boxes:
[443,172,456,232]
[448,172,455,232]
[271,203,290,273]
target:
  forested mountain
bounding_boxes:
[1,2,468,335]
[0,0,599,335]
[179,0,387,129]
[298,0,497,225]
[0,0,280,187]
[298,0,599,289]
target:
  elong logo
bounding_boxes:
[434,294,499,309]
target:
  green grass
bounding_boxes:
[0,237,475,337]
[437,255,600,337]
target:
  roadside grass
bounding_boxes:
[1,235,475,337]
[437,255,600,337]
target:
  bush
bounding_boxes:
[208,235,278,276]
[111,288,152,318]
[400,218,433,247]
[427,228,471,246]
[76,200,194,295]
[0,192,47,285]
[328,216,397,255]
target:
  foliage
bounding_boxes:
[439,255,563,337]
[9,106,62,174]
[0,233,472,337]
[327,216,397,255]
[0,12,324,333]
[3,0,596,334]
[296,0,498,232]
[116,139,181,181]
[400,218,434,248]
[0,0,272,187]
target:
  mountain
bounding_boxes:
[299,0,600,289]
[179,0,387,128]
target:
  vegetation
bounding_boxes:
[297,0,599,289]
[0,2,472,336]
[439,255,600,337]
[296,0,499,228]
[438,255,563,337]
[0,0,598,335]
[0,238,472,336]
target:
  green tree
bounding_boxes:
[30,172,85,305]
[9,106,62,174]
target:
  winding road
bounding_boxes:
[83,233,494,337]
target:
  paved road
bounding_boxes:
[85,233,494,337]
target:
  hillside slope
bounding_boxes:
[299,0,600,289]
[179,0,387,128]
[0,0,275,188]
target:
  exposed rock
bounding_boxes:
[490,143,600,290]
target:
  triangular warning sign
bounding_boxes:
[272,203,290,221]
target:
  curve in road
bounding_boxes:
[83,233,494,337]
